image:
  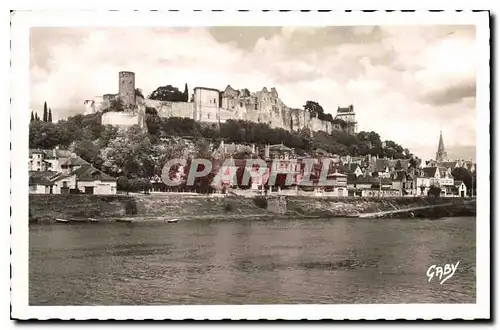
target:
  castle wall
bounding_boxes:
[309,117,333,134]
[102,112,140,127]
[144,99,194,119]
[194,87,219,123]
[102,94,117,110]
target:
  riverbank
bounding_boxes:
[29,193,476,224]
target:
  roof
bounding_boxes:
[375,159,390,171]
[454,180,465,187]
[269,144,293,152]
[29,149,45,155]
[348,176,376,185]
[29,171,58,186]
[29,148,74,159]
[440,161,457,169]
[392,170,412,181]
[61,157,90,167]
[337,107,353,113]
[341,163,360,174]
[422,167,438,178]
[71,165,116,182]
[194,86,220,93]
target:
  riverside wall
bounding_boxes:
[29,194,475,224]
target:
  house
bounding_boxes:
[347,176,376,197]
[421,167,442,186]
[29,147,77,172]
[29,149,48,171]
[416,176,432,196]
[297,172,348,197]
[28,171,57,194]
[341,163,363,177]
[391,170,414,195]
[50,165,117,195]
[454,180,468,197]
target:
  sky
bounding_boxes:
[30,26,477,160]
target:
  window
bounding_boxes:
[62,181,68,188]
[240,102,243,107]
[213,98,216,104]
[255,104,258,110]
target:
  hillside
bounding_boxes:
[28,112,417,183]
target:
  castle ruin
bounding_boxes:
[84,71,357,135]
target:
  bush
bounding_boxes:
[124,199,138,215]
[224,202,234,212]
[253,196,268,209]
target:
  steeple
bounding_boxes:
[435,130,447,162]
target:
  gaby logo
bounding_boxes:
[426,261,460,285]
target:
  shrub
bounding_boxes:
[224,202,234,212]
[124,199,138,215]
[253,196,268,209]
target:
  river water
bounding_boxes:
[29,217,476,305]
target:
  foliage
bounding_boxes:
[451,167,476,193]
[427,185,442,198]
[43,102,48,122]
[149,85,186,102]
[72,139,103,168]
[117,176,130,192]
[253,196,268,209]
[124,198,138,214]
[48,108,53,122]
[224,202,234,212]
[103,98,125,113]
[183,83,189,102]
[135,88,144,99]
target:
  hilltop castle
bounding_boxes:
[84,71,358,135]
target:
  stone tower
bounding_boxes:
[118,71,136,109]
[435,130,448,162]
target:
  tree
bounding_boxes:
[427,185,442,198]
[451,167,474,192]
[394,160,403,171]
[35,112,39,121]
[43,102,48,122]
[117,176,130,193]
[183,83,189,102]
[30,111,34,123]
[135,88,144,99]
[303,101,324,118]
[149,85,185,102]
[109,98,125,112]
[48,108,53,122]
[100,126,153,178]
[73,139,101,166]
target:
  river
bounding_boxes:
[29,217,476,305]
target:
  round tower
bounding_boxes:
[118,71,136,109]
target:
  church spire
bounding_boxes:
[435,130,447,162]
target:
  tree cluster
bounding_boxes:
[31,102,53,123]
[148,84,189,102]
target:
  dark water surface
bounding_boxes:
[29,217,476,305]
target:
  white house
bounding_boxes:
[50,165,117,195]
[454,180,468,197]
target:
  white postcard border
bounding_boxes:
[10,10,490,320]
